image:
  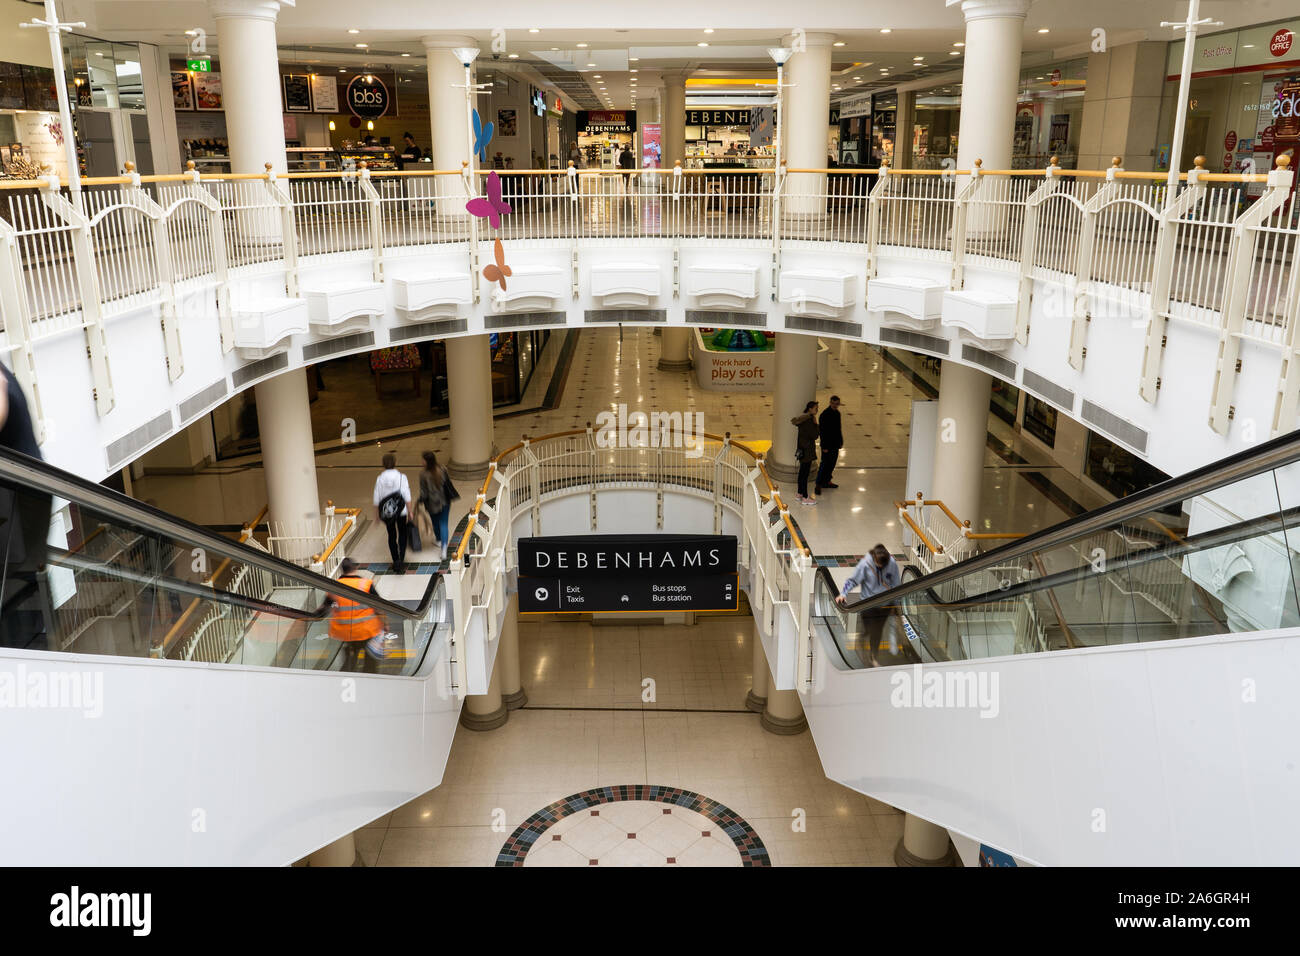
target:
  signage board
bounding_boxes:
[346,74,390,120]
[518,573,738,613]
[684,108,751,127]
[186,57,210,73]
[577,109,635,134]
[641,122,662,168]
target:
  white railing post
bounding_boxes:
[949,159,983,290]
[1014,159,1061,345]
[263,164,298,298]
[357,164,384,283]
[38,176,114,416]
[1209,160,1295,435]
[771,161,786,298]
[0,215,45,443]
[464,161,481,302]
[863,162,887,288]
[183,163,233,352]
[123,164,184,382]
[1271,166,1300,433]
[1066,160,1121,370]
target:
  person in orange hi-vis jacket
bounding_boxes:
[322,558,392,672]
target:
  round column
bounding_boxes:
[460,653,507,731]
[498,592,526,710]
[306,831,356,866]
[932,361,990,528]
[766,333,819,482]
[952,1,1033,173]
[658,329,691,371]
[760,663,807,735]
[746,619,769,713]
[894,813,958,866]
[660,71,688,167]
[254,369,322,563]
[209,0,288,175]
[445,335,495,480]
[422,36,477,171]
[782,33,835,222]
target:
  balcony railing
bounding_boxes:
[0,156,1295,442]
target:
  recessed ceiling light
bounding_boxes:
[529,28,540,33]
[880,28,891,34]
[587,62,597,66]
[697,42,708,47]
[833,41,845,47]
[355,43,367,48]
[577,42,587,47]
[630,69,638,73]
[339,68,346,72]
[401,52,410,57]
[1038,28,1049,33]
[629,57,639,61]
[1243,44,1255,48]
[953,41,965,47]
[509,53,519,58]
[949,51,960,55]
[348,28,359,34]
[704,28,714,34]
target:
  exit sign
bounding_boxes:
[187,58,210,72]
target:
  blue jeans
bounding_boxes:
[432,507,450,548]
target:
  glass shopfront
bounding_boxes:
[684,107,776,168]
[576,110,636,169]
[1022,395,1058,446]
[1157,19,1300,188]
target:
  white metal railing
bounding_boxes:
[445,428,817,692]
[0,155,1296,436]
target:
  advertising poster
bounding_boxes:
[193,72,223,111]
[282,74,311,112]
[171,71,193,110]
[497,109,517,137]
[640,122,662,168]
[310,73,338,113]
[749,106,774,147]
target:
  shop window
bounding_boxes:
[1023,395,1057,447]
[1085,432,1173,502]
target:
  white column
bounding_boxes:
[760,663,807,735]
[209,0,289,175]
[767,333,819,482]
[931,361,989,528]
[658,329,691,371]
[499,592,526,710]
[894,813,957,866]
[951,0,1033,173]
[254,369,322,562]
[422,36,477,171]
[446,335,495,479]
[746,619,769,712]
[782,33,835,219]
[460,654,507,730]
[660,71,687,167]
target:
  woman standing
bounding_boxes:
[419,450,456,561]
[790,400,820,506]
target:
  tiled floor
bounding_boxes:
[528,802,743,868]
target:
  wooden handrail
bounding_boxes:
[311,514,357,565]
[1030,552,1080,649]
[898,511,943,555]
[964,531,1029,540]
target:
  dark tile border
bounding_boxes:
[496,785,770,867]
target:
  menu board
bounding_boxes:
[283,74,311,112]
[193,71,222,111]
[21,66,58,112]
[0,62,26,110]
[310,73,338,113]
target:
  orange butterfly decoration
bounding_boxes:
[483,238,512,291]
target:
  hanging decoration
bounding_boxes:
[466,170,512,228]
[472,109,495,163]
[483,238,512,291]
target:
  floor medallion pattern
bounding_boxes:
[496,785,770,867]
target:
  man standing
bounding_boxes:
[372,452,412,574]
[0,363,49,649]
[816,395,843,494]
[835,544,901,666]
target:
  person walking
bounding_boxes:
[790,400,820,506]
[373,452,412,573]
[321,558,390,673]
[836,544,902,666]
[419,450,453,562]
[815,395,844,494]
[0,362,50,650]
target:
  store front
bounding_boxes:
[1157,19,1300,183]
[576,109,636,169]
[683,107,776,168]
[835,93,893,168]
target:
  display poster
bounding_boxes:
[640,122,661,168]
[310,73,338,113]
[282,74,311,112]
[193,71,223,111]
[497,108,517,137]
[171,71,193,110]
[0,62,24,110]
[21,66,57,112]
[749,106,774,147]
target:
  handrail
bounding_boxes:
[836,427,1300,614]
[311,507,361,565]
[0,447,437,621]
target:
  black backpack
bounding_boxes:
[378,490,405,522]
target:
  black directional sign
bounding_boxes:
[518,573,738,614]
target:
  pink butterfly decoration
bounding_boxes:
[465,170,512,229]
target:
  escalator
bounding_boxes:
[0,448,461,865]
[803,430,1300,866]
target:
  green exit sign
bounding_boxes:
[187,58,210,72]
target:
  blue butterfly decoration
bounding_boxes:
[472,109,495,163]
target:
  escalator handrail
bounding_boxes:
[0,447,438,622]
[832,428,1300,614]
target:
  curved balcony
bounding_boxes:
[0,157,1294,480]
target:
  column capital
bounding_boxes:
[421,35,479,52]
[945,0,1034,20]
[659,69,692,84]
[781,31,838,50]
[208,0,289,22]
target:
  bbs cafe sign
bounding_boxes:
[345,74,391,120]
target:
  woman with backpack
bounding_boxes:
[373,452,412,573]
[419,450,458,562]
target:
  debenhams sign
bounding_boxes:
[518,534,737,577]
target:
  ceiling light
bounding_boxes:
[833,41,845,47]
[508,53,519,58]
[704,28,714,34]
[697,42,709,47]
[953,41,965,47]
[577,42,587,47]
[529,28,540,33]
[587,62,597,66]
[880,28,891,34]
[452,47,479,65]
[768,47,792,66]
[348,28,359,34]
[594,74,601,78]
[339,68,346,72]
[355,43,368,48]
[1038,28,1049,33]
[950,51,960,55]
[401,52,410,57]
[629,57,639,61]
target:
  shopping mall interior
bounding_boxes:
[1,0,1299,872]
